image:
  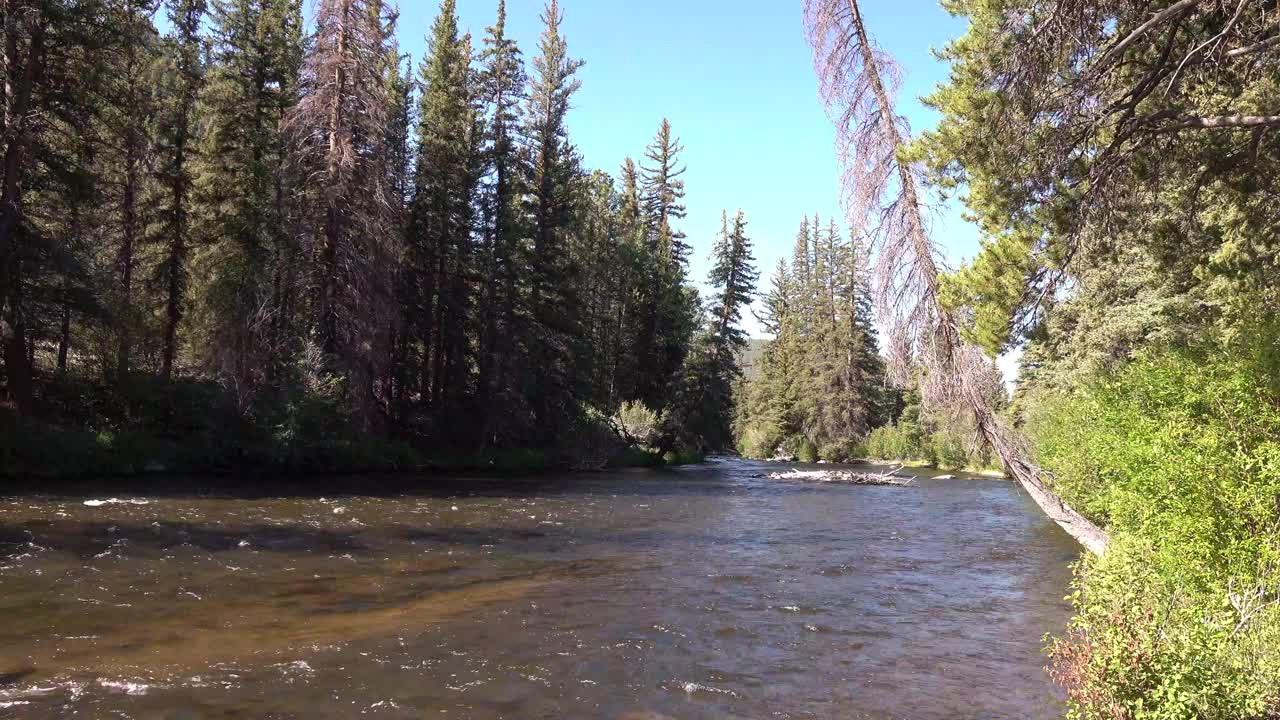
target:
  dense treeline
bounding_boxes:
[0,0,758,474]
[802,0,1279,716]
[734,216,896,462]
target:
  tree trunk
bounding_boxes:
[0,5,43,414]
[57,283,70,374]
[845,0,1109,555]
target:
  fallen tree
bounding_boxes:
[803,0,1109,554]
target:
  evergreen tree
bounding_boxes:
[474,0,528,446]
[287,0,399,423]
[1,0,114,409]
[633,120,695,410]
[405,0,481,432]
[522,0,585,441]
[151,0,207,380]
[737,214,891,461]
[99,0,160,377]
[641,119,689,267]
[191,0,302,397]
[667,210,757,451]
[608,156,647,406]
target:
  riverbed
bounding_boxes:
[0,458,1078,719]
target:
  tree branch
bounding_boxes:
[1159,114,1280,131]
[1092,0,1208,74]
[1225,33,1280,58]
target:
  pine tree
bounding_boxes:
[151,0,207,380]
[633,120,695,410]
[405,0,480,431]
[641,119,689,268]
[667,210,757,451]
[287,0,399,423]
[522,0,585,440]
[2,0,113,407]
[474,0,528,445]
[99,0,160,377]
[737,214,892,460]
[607,156,647,406]
[192,0,301,397]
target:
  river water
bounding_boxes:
[0,458,1079,719]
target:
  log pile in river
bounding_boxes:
[756,467,915,487]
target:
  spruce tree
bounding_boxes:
[737,215,892,460]
[151,0,207,380]
[472,0,529,444]
[667,210,758,451]
[633,120,695,411]
[2,0,112,407]
[405,0,480,429]
[192,0,301,395]
[641,119,689,267]
[287,0,399,423]
[99,0,160,377]
[522,0,585,440]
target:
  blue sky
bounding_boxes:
[393,0,982,337]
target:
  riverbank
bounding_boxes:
[0,373,712,482]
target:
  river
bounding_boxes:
[0,458,1079,719]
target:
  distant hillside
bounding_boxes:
[738,338,770,380]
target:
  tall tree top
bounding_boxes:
[641,118,689,267]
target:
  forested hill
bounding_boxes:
[0,0,759,475]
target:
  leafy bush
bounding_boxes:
[614,401,663,447]
[1029,344,1280,719]
[797,438,819,463]
[819,439,865,463]
[662,449,705,466]
[736,419,784,459]
[929,430,969,469]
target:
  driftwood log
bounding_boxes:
[756,466,914,487]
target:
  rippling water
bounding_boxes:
[0,458,1079,719]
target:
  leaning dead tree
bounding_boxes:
[803,0,1110,554]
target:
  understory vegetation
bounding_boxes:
[1030,342,1280,719]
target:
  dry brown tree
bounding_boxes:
[804,0,1110,554]
[286,0,401,426]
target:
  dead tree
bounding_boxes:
[804,0,1110,554]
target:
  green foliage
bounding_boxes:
[662,449,705,467]
[735,216,894,461]
[1028,342,1280,719]
[610,446,663,468]
[796,438,818,464]
[614,401,663,447]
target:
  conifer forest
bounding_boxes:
[1,1,1278,718]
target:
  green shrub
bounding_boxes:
[615,401,663,447]
[1029,344,1280,719]
[610,446,663,467]
[797,438,818,463]
[662,449,705,466]
[736,419,783,459]
[929,430,969,469]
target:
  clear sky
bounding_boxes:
[392,0,982,337]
